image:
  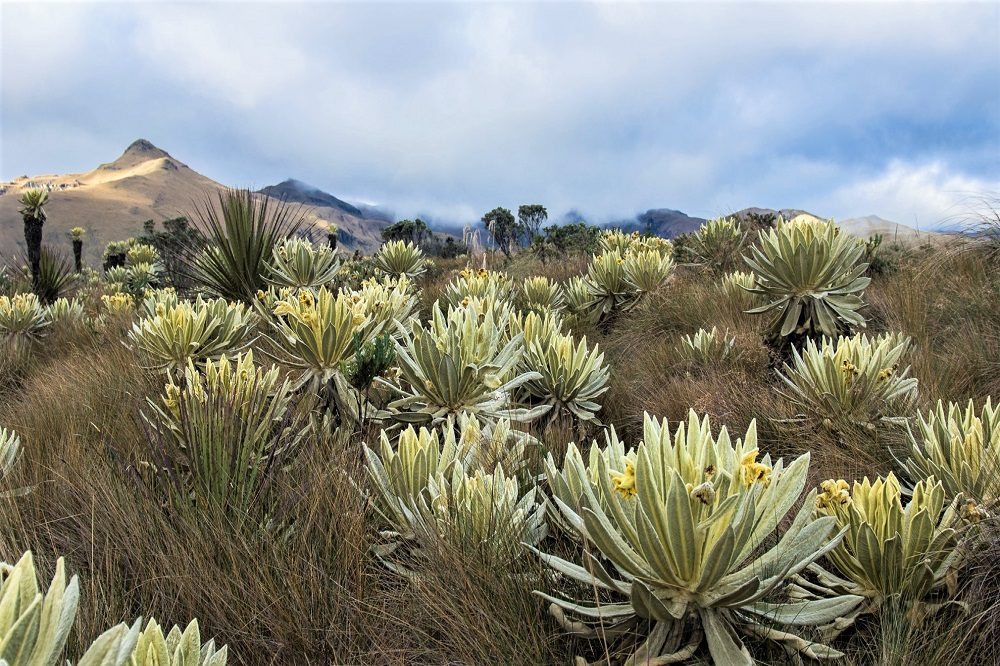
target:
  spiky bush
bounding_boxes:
[744,217,869,342]
[266,237,341,290]
[534,410,861,664]
[34,248,77,304]
[189,188,302,303]
[518,331,609,425]
[128,297,257,373]
[0,293,49,341]
[517,276,564,313]
[442,267,515,309]
[897,398,1000,506]
[691,216,745,272]
[0,551,79,666]
[677,326,736,366]
[778,332,918,434]
[364,416,543,570]
[373,240,426,278]
[383,301,545,425]
[144,352,299,514]
[804,473,967,625]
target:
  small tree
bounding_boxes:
[70,227,85,272]
[517,204,547,244]
[18,189,48,295]
[382,218,430,245]
[482,207,517,257]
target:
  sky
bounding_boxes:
[1,1,998,229]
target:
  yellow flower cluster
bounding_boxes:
[739,449,772,487]
[961,499,989,523]
[876,365,897,382]
[102,292,134,313]
[816,479,852,510]
[611,460,637,499]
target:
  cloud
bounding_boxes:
[1,1,997,225]
[816,160,1000,229]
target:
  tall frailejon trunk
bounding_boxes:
[328,234,338,252]
[73,239,83,272]
[23,217,43,294]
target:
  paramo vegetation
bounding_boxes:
[1,188,999,665]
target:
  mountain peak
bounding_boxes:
[257,179,365,218]
[122,138,170,159]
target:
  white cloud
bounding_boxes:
[816,160,1000,229]
[1,2,997,224]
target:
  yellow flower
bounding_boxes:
[739,449,772,487]
[816,479,852,510]
[273,301,297,318]
[610,461,637,499]
[703,464,716,480]
[961,499,989,523]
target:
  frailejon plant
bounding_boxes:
[124,618,228,666]
[0,293,49,342]
[799,473,968,627]
[0,549,228,666]
[744,217,869,342]
[349,275,419,343]
[442,267,515,310]
[144,352,299,514]
[364,416,543,571]
[0,551,79,666]
[126,243,161,267]
[598,230,672,258]
[128,297,257,374]
[507,309,564,348]
[373,240,426,278]
[534,410,861,665]
[622,248,673,297]
[266,237,340,290]
[691,216,746,273]
[896,398,1000,506]
[265,287,370,391]
[583,251,635,320]
[383,300,545,425]
[563,275,598,327]
[778,332,918,434]
[101,293,135,315]
[720,270,758,309]
[677,327,736,366]
[517,276,565,314]
[45,297,85,331]
[1,428,20,484]
[518,331,609,426]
